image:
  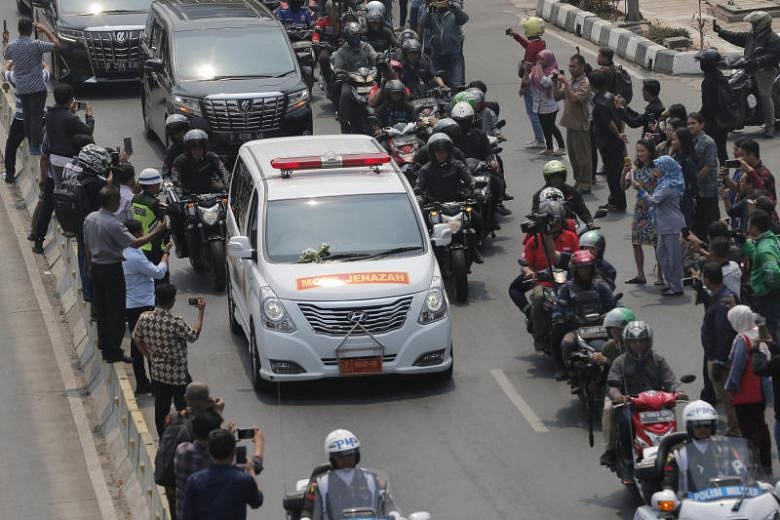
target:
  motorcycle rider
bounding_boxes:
[607,321,682,485]
[554,249,617,380]
[532,160,595,228]
[661,400,719,493]
[365,8,397,53]
[312,0,341,94]
[170,129,228,194]
[578,229,617,289]
[274,0,314,28]
[376,79,415,127]
[300,430,400,520]
[413,118,467,165]
[399,38,448,95]
[695,48,732,164]
[332,21,378,133]
[509,199,579,351]
[715,11,780,138]
[161,114,190,180]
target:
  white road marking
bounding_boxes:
[490,368,549,433]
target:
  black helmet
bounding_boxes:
[427,132,453,165]
[622,320,653,360]
[695,48,721,70]
[401,38,422,56]
[432,117,461,140]
[165,113,191,136]
[183,129,209,150]
[343,21,363,39]
[383,79,405,97]
[366,9,384,23]
[78,144,111,176]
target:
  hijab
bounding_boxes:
[727,304,759,341]
[653,155,685,196]
[530,50,558,92]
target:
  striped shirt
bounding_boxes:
[3,69,51,120]
[3,36,53,94]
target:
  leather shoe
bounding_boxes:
[495,203,512,216]
[502,193,514,201]
[32,240,44,255]
[27,233,38,242]
[105,355,133,364]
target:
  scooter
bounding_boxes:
[334,65,378,134]
[287,28,316,92]
[383,122,423,184]
[720,54,780,130]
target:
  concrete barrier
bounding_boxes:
[0,89,170,520]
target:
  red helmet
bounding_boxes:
[570,249,596,270]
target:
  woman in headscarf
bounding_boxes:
[530,49,566,156]
[725,305,773,475]
[632,155,686,296]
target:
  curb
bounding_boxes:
[536,0,705,74]
[0,90,170,520]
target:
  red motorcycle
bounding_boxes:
[383,122,422,184]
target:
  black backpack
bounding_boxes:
[53,166,86,235]
[154,413,194,487]
[614,65,633,103]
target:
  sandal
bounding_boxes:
[654,279,665,286]
[625,277,647,285]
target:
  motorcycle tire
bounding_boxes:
[210,240,227,292]
[451,248,469,302]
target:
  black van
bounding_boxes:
[140,0,313,161]
[31,0,151,83]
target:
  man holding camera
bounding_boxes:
[418,0,468,89]
[133,283,205,437]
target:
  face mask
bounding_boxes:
[348,37,362,47]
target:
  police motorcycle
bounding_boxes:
[634,436,780,520]
[164,182,229,291]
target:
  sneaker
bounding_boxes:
[536,149,555,156]
[525,139,546,149]
[553,148,567,156]
[32,240,44,255]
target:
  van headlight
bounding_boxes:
[174,95,202,117]
[418,277,447,324]
[261,287,296,333]
[287,88,309,111]
[197,205,220,226]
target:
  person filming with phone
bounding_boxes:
[133,283,206,436]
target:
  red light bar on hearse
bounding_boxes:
[270,152,391,175]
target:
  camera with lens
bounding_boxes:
[521,212,552,235]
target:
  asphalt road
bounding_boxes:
[5,0,780,518]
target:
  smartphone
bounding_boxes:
[123,137,133,155]
[724,159,741,168]
[235,445,247,465]
[623,156,632,169]
[76,101,87,111]
[504,27,512,36]
[681,228,691,240]
[3,20,7,33]
[235,428,255,440]
[187,297,199,306]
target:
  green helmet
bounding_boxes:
[542,159,567,180]
[745,11,772,33]
[451,90,477,110]
[603,307,636,329]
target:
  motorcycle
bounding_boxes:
[287,28,316,92]
[519,266,568,355]
[634,436,780,519]
[719,54,780,130]
[611,374,695,502]
[424,199,479,302]
[282,466,431,520]
[382,122,423,184]
[334,65,378,134]
[464,157,496,239]
[165,183,228,292]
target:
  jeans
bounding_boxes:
[656,233,683,292]
[431,51,465,90]
[76,234,93,302]
[126,306,154,388]
[30,177,54,240]
[409,0,422,31]
[152,380,188,437]
[600,145,626,210]
[4,118,25,181]
[508,274,530,313]
[19,90,47,155]
[398,0,408,26]
[538,111,564,150]
[90,262,127,360]
[524,88,544,143]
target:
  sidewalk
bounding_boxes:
[636,0,743,52]
[0,198,103,519]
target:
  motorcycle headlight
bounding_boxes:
[197,205,220,226]
[418,277,447,324]
[174,95,202,117]
[441,213,463,234]
[287,88,309,111]
[58,28,84,43]
[261,287,296,333]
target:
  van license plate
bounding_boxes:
[338,356,383,375]
[234,132,262,142]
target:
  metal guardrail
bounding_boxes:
[0,87,170,520]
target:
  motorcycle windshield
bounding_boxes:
[680,437,765,501]
[323,469,398,519]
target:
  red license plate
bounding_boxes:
[338,356,383,375]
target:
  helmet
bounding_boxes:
[427,132,453,160]
[165,113,191,135]
[366,9,384,23]
[78,144,111,176]
[570,249,596,270]
[467,87,485,107]
[324,0,334,11]
[603,307,636,330]
[401,38,422,56]
[451,90,477,110]
[343,21,363,40]
[539,186,564,202]
[622,320,653,359]
[543,160,568,180]
[432,117,461,140]
[537,199,567,220]
[694,48,722,70]
[138,168,163,186]
[383,79,405,96]
[324,429,361,464]
[682,400,718,438]
[521,16,545,38]
[450,101,474,125]
[183,128,209,149]
[745,10,772,33]
[398,29,417,45]
[579,229,606,258]
[365,0,385,15]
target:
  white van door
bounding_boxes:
[227,159,255,325]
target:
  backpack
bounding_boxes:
[745,334,778,377]
[53,164,86,235]
[614,65,633,103]
[154,413,194,487]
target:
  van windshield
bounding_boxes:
[265,194,425,263]
[60,0,151,15]
[173,28,296,81]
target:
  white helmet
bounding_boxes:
[539,186,564,202]
[682,400,718,438]
[324,429,361,463]
[450,101,474,121]
[365,0,385,15]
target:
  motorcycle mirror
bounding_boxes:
[679,374,696,384]
[613,292,623,301]
[594,208,609,219]
[494,147,503,154]
[496,119,506,129]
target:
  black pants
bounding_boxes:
[705,125,728,165]
[126,306,154,388]
[30,177,54,240]
[600,145,626,210]
[339,82,363,134]
[736,402,773,471]
[91,262,127,360]
[4,118,25,181]
[20,90,47,153]
[693,196,721,241]
[398,0,408,26]
[538,111,565,150]
[590,121,599,178]
[700,355,716,405]
[152,380,187,437]
[508,274,530,313]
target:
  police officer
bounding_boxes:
[161,114,190,180]
[301,430,400,520]
[170,129,228,194]
[662,400,719,492]
[132,168,169,275]
[332,22,377,133]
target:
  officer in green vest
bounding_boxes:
[133,168,168,281]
